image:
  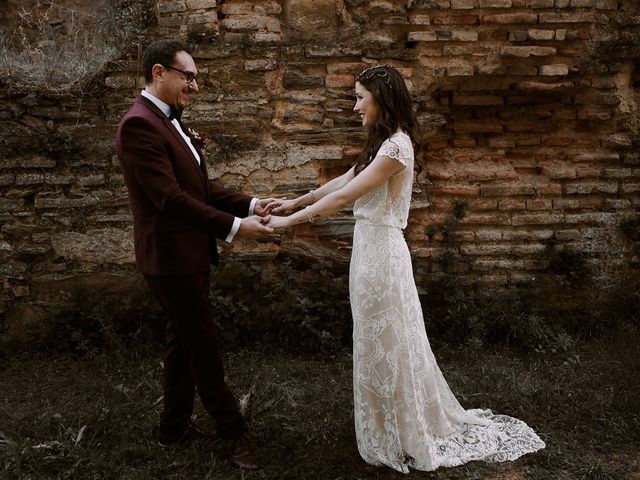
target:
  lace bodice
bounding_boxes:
[353,131,414,229]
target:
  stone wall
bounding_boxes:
[1,0,639,345]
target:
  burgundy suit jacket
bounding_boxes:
[115,96,252,275]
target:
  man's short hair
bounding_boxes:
[142,39,193,84]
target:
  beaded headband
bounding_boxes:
[357,64,394,89]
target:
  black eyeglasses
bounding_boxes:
[162,64,198,84]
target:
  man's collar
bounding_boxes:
[141,90,172,118]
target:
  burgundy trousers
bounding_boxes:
[144,272,246,440]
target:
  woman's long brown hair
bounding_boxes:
[354,65,420,175]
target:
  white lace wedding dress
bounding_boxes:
[349,130,545,473]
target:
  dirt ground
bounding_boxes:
[1,330,639,480]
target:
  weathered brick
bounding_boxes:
[527,29,555,40]
[283,71,324,89]
[506,122,556,133]
[479,0,512,6]
[470,199,498,210]
[157,0,187,14]
[473,229,502,241]
[553,199,580,209]
[443,45,495,55]
[512,213,564,225]
[545,166,576,179]
[34,195,100,209]
[451,0,476,8]
[539,12,597,23]
[407,31,438,41]
[565,212,618,224]
[501,46,557,57]
[595,0,617,9]
[603,168,633,178]
[483,13,538,24]
[540,64,569,75]
[460,213,512,225]
[262,2,282,15]
[515,80,572,90]
[0,174,15,185]
[461,243,547,255]
[571,0,594,6]
[219,3,253,15]
[446,64,474,76]
[325,75,355,88]
[606,199,632,209]
[508,30,528,41]
[481,184,536,196]
[542,137,572,147]
[266,18,282,33]
[222,17,268,31]
[18,157,56,168]
[450,30,478,41]
[555,29,567,40]
[534,184,562,195]
[78,175,105,187]
[499,199,526,210]
[473,259,525,272]
[0,199,25,211]
[565,182,618,194]
[186,0,216,9]
[452,137,476,147]
[410,14,431,25]
[432,14,479,25]
[45,174,74,185]
[528,0,554,6]
[15,174,45,185]
[621,184,640,193]
[461,168,497,181]
[602,133,632,149]
[574,92,620,105]
[430,186,481,196]
[452,95,504,105]
[454,121,503,133]
[244,59,278,71]
[526,199,553,210]
[305,46,362,57]
[517,137,541,146]
[575,166,602,178]
[571,152,620,162]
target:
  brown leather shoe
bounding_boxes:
[225,435,260,470]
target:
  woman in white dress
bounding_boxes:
[266,65,545,473]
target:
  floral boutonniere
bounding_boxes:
[187,126,209,149]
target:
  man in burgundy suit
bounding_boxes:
[115,40,271,470]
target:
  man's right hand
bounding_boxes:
[237,215,274,239]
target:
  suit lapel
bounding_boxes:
[138,95,209,192]
[136,97,205,181]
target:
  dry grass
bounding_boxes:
[0,325,638,480]
[0,0,151,95]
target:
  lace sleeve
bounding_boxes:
[376,139,408,167]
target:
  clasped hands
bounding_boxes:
[236,198,296,239]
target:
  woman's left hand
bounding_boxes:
[265,215,291,230]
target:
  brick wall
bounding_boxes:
[1,0,639,342]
